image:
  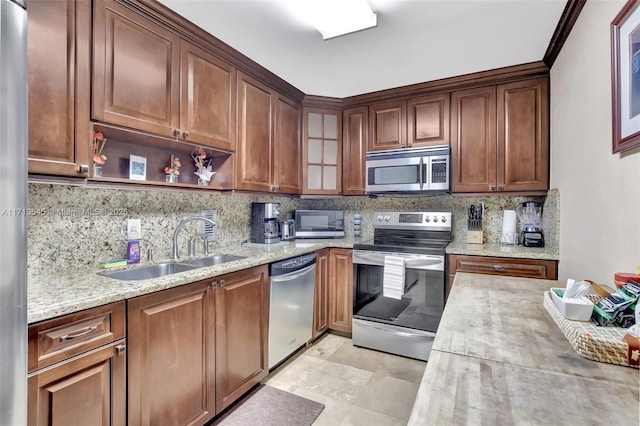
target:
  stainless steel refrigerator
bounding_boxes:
[0,0,28,424]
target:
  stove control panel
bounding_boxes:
[374,211,452,230]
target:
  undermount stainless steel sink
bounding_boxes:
[181,254,245,268]
[100,262,199,281]
[100,254,245,281]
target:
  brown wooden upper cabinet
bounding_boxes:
[92,0,236,152]
[27,0,91,177]
[451,77,549,193]
[342,106,368,195]
[302,108,342,195]
[236,71,301,194]
[368,93,450,152]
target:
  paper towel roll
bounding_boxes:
[500,210,517,245]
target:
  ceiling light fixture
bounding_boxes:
[286,0,377,40]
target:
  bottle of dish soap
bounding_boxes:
[126,239,140,264]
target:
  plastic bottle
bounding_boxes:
[126,240,140,264]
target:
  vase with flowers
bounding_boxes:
[192,152,215,186]
[164,155,181,183]
[92,132,108,177]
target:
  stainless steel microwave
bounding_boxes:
[294,210,344,238]
[365,145,450,194]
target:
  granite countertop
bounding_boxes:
[28,237,559,324]
[445,240,559,260]
[27,238,354,324]
[408,273,639,425]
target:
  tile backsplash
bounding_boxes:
[28,183,559,275]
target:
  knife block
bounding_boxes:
[467,230,483,244]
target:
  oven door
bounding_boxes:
[352,250,445,333]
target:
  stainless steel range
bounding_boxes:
[352,211,452,361]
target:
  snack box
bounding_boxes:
[550,288,594,321]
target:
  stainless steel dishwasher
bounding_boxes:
[268,253,316,369]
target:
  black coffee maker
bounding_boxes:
[250,202,281,244]
[516,201,544,247]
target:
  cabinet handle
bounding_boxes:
[183,130,189,138]
[491,265,508,272]
[115,344,126,356]
[60,325,98,342]
[173,128,181,137]
[210,281,217,288]
[78,164,89,173]
[219,279,225,287]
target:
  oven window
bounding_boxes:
[371,165,420,185]
[353,264,444,333]
[299,215,329,228]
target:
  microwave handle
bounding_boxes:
[419,157,424,190]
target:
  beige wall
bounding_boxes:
[551,0,640,284]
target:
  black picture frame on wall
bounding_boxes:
[612,0,640,153]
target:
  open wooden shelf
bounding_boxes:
[91,122,234,190]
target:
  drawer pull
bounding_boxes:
[491,265,508,272]
[60,325,98,342]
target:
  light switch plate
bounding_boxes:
[127,219,141,239]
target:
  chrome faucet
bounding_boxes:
[172,216,217,259]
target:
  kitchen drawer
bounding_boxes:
[448,255,558,280]
[28,301,125,372]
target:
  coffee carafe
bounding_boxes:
[250,202,281,244]
[515,201,544,247]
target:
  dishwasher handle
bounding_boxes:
[270,263,316,283]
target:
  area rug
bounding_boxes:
[212,385,325,426]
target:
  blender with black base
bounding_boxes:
[516,201,544,247]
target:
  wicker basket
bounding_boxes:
[543,291,638,369]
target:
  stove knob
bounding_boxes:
[433,216,439,222]
[384,215,390,221]
[424,216,431,222]
[377,215,383,221]
[441,216,447,223]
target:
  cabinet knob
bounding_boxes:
[490,186,497,191]
[173,128,181,137]
[78,164,89,173]
[210,281,217,288]
[219,279,225,287]
[183,130,189,138]
[115,344,126,356]
[498,185,504,191]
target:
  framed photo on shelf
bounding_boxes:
[612,0,640,153]
[129,155,147,181]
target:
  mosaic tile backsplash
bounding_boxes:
[28,183,558,275]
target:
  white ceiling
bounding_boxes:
[158,0,568,98]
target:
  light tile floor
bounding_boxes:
[263,333,426,426]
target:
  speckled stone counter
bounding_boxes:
[28,239,355,324]
[446,240,559,260]
[408,273,639,425]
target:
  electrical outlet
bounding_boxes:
[201,210,218,242]
[127,219,141,239]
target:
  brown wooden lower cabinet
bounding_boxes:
[127,265,269,424]
[214,265,269,414]
[313,248,330,339]
[27,302,126,426]
[127,279,216,426]
[328,248,353,333]
[447,254,558,296]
